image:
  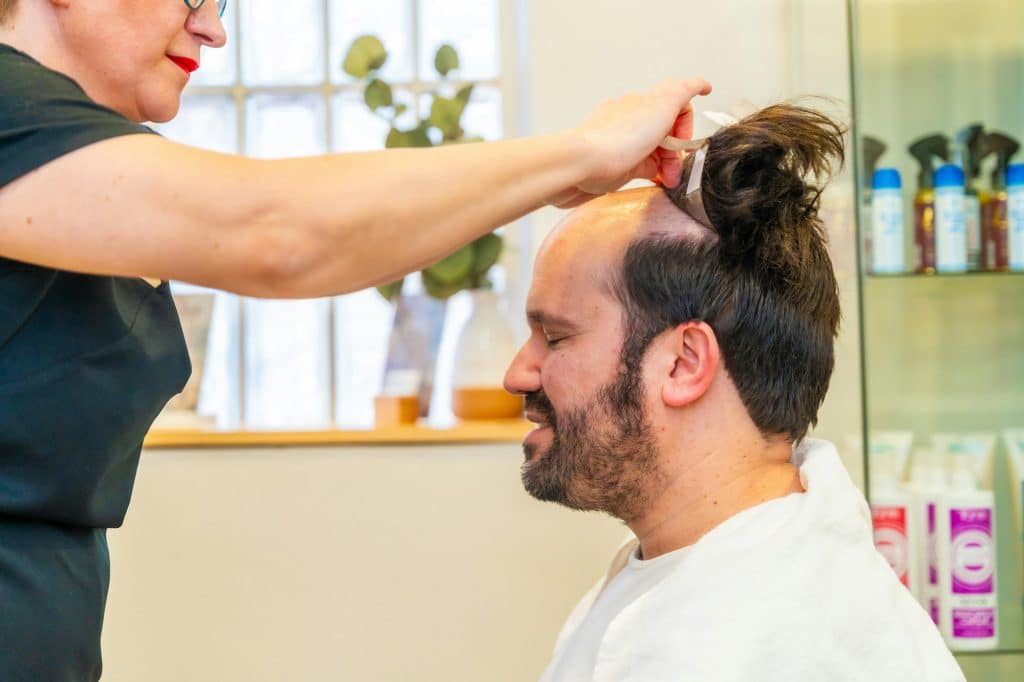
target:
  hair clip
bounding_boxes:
[678,143,713,229]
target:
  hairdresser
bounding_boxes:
[0,0,710,679]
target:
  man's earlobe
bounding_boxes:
[662,322,719,408]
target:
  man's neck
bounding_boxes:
[629,438,803,560]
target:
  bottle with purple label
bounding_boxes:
[935,461,998,650]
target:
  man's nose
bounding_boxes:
[504,341,541,396]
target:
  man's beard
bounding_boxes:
[521,361,659,522]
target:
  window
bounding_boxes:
[158,0,519,430]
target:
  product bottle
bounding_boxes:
[908,135,950,274]
[871,458,919,595]
[935,461,998,650]
[978,132,1019,270]
[870,168,905,274]
[935,165,968,273]
[907,456,946,625]
[955,124,985,271]
[1009,163,1024,271]
[861,136,888,270]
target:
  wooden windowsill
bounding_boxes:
[143,420,533,449]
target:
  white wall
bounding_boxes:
[102,2,862,680]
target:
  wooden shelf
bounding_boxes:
[143,420,534,449]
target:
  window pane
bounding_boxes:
[245,94,327,157]
[156,95,238,154]
[331,90,417,152]
[245,299,332,429]
[333,290,394,428]
[241,0,325,85]
[461,85,503,140]
[190,2,237,87]
[418,0,499,81]
[329,0,414,84]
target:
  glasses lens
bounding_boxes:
[217,0,227,16]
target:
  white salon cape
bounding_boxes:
[539,439,965,682]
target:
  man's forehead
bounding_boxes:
[527,188,709,321]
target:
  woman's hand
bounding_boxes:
[548,78,712,208]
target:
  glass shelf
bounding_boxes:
[850,0,1024,675]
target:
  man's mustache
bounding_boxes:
[525,390,556,425]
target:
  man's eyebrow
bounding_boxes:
[526,310,579,330]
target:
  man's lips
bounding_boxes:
[168,55,199,74]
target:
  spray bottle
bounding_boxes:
[935,164,968,273]
[954,124,985,271]
[978,132,1020,270]
[861,136,887,269]
[1009,163,1024,271]
[908,135,950,274]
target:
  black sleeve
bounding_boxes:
[0,44,158,190]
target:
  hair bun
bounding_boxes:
[675,104,846,276]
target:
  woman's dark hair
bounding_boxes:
[617,103,845,442]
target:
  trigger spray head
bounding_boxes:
[862,136,887,191]
[908,134,950,190]
[955,123,985,183]
[980,131,1020,190]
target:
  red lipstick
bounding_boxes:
[167,55,199,74]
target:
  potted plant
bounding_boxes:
[344,36,521,421]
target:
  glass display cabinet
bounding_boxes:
[849,0,1024,678]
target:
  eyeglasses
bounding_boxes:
[184,0,228,17]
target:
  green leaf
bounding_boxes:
[455,84,474,107]
[376,278,404,300]
[425,246,474,284]
[429,96,465,139]
[343,35,388,78]
[421,269,467,300]
[394,103,408,116]
[471,233,503,276]
[364,78,393,110]
[385,124,432,149]
[433,44,460,77]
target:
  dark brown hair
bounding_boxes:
[616,103,845,442]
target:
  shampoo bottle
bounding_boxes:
[908,134,950,274]
[871,451,919,595]
[936,460,998,650]
[907,453,946,624]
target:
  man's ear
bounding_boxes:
[660,321,720,408]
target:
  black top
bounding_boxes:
[0,44,191,681]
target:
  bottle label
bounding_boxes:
[1010,188,1024,269]
[949,507,994,594]
[872,505,909,586]
[936,188,968,271]
[952,608,995,638]
[871,190,904,273]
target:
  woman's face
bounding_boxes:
[58,0,227,122]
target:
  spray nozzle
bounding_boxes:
[862,135,887,186]
[980,131,1020,190]
[908,134,950,190]
[955,123,985,183]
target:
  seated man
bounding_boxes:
[504,105,964,682]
